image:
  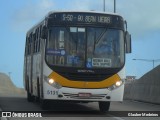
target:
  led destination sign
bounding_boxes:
[48,12,124,29]
[52,13,119,25]
[61,13,111,24]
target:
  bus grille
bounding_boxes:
[63,93,106,99]
[58,72,112,81]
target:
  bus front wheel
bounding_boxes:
[99,101,110,113]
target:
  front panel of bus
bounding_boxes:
[43,12,125,101]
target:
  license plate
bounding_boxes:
[78,93,92,98]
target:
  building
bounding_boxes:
[125,76,136,83]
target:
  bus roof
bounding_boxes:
[26,11,123,36]
[47,10,121,17]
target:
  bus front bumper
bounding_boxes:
[43,83,124,102]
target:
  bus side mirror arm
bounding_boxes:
[125,31,132,53]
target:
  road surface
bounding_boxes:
[0,95,160,120]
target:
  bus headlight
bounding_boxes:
[48,78,62,89]
[48,78,54,84]
[115,81,122,87]
[108,80,124,91]
[44,76,62,89]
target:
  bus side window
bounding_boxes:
[38,27,41,52]
[27,37,30,55]
[36,29,39,53]
[38,26,42,52]
[29,34,32,55]
[33,33,36,53]
[35,30,37,53]
[25,37,28,56]
[36,33,38,53]
[27,38,29,55]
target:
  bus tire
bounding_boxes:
[35,78,40,102]
[27,80,34,102]
[27,90,34,102]
[40,100,49,110]
[99,101,110,113]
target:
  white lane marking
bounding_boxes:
[108,114,125,120]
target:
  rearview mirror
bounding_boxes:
[125,31,132,53]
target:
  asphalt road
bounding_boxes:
[0,95,160,120]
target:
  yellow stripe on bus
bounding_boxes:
[48,72,121,89]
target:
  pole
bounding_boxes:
[103,0,105,12]
[114,0,116,13]
[133,59,160,69]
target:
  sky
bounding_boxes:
[0,0,160,88]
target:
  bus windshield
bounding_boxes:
[46,27,124,68]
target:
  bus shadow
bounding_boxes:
[40,101,107,116]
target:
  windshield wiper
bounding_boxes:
[93,28,108,54]
[95,28,108,44]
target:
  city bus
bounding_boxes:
[23,11,131,112]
